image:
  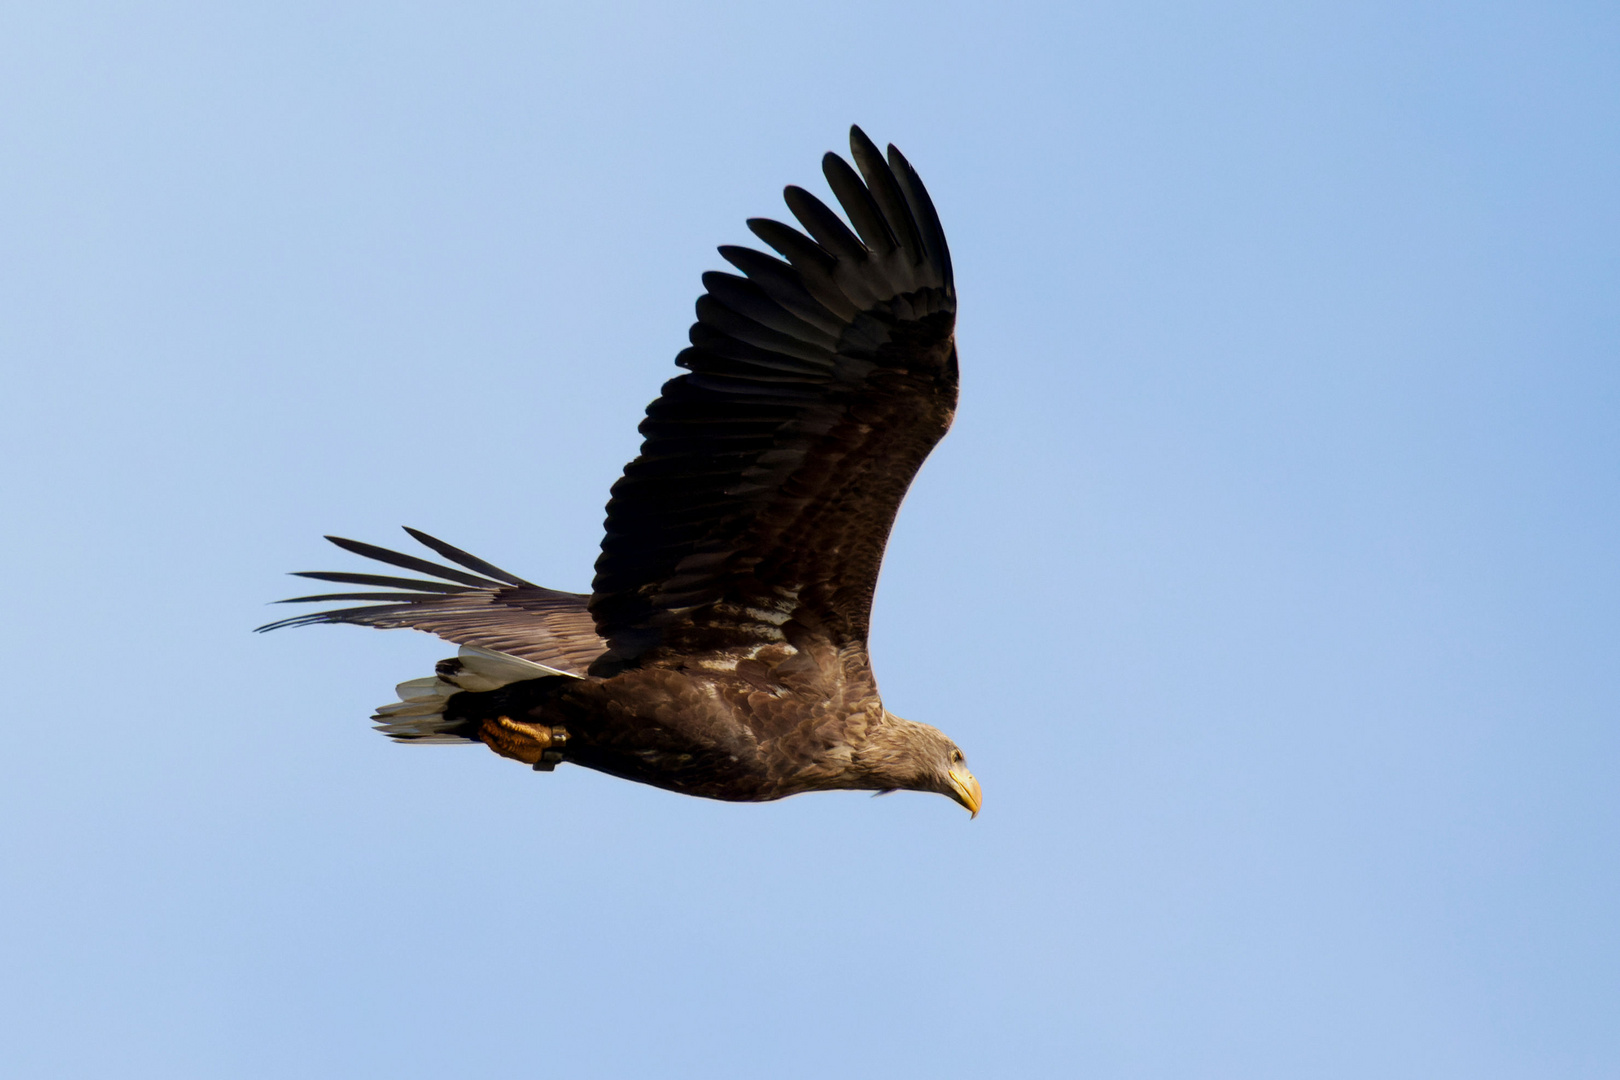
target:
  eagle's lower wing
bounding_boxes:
[259,529,607,675]
[590,127,956,663]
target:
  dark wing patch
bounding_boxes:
[590,127,956,663]
[259,529,608,675]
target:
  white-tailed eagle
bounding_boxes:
[263,127,980,817]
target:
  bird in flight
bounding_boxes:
[263,126,980,817]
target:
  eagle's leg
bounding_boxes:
[479,715,570,772]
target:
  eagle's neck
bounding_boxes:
[843,711,948,793]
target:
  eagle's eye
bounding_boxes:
[950,749,963,764]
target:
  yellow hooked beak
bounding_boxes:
[947,764,983,819]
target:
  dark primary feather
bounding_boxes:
[402,526,535,586]
[848,127,924,262]
[589,126,957,664]
[258,530,607,675]
[290,571,469,593]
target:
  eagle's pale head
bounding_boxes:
[857,712,982,818]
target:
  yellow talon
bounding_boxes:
[480,715,568,768]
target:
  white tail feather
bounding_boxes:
[452,645,573,688]
[395,676,453,701]
[371,644,582,742]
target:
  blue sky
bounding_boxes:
[3,2,1617,1076]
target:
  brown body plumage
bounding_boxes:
[263,127,981,816]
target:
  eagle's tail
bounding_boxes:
[372,645,572,743]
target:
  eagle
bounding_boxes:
[263,126,980,817]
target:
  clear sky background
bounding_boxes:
[3,2,1617,1077]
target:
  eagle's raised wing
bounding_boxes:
[259,529,607,675]
[590,127,956,664]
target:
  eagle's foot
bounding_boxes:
[480,715,570,771]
